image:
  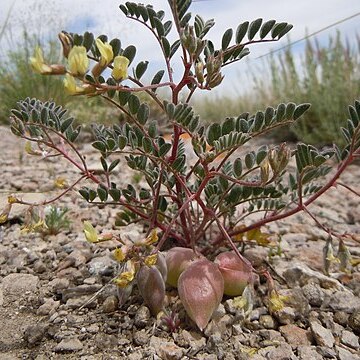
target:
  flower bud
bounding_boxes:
[58,32,72,58]
[195,62,204,84]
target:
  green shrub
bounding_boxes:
[4,1,360,332]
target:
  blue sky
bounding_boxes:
[1,0,359,97]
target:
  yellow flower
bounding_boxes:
[144,253,158,266]
[63,74,94,95]
[114,261,136,288]
[7,195,19,204]
[96,38,114,66]
[83,221,99,243]
[0,204,11,224]
[67,45,89,76]
[112,55,129,81]
[54,177,68,189]
[30,47,53,74]
[144,229,158,246]
[114,248,126,262]
[268,290,289,313]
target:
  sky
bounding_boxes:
[1,0,359,97]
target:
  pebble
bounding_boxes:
[133,330,149,346]
[328,290,360,313]
[37,298,60,316]
[349,309,360,334]
[336,345,360,360]
[134,306,151,328]
[310,321,335,348]
[23,324,48,345]
[102,295,118,313]
[150,336,184,360]
[274,306,296,325]
[279,324,312,346]
[341,329,359,349]
[259,315,276,329]
[301,282,324,307]
[54,337,83,352]
[297,345,323,360]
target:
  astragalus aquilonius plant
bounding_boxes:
[6,0,360,331]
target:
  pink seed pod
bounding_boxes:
[178,258,224,331]
[165,247,196,288]
[137,265,166,315]
[215,251,253,296]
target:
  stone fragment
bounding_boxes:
[341,329,359,349]
[134,305,151,328]
[259,315,276,329]
[301,282,324,307]
[257,343,295,359]
[274,306,296,325]
[328,290,360,313]
[150,336,184,360]
[102,295,118,313]
[37,298,60,316]
[87,255,117,276]
[349,309,360,334]
[54,337,83,352]
[310,321,335,348]
[336,345,360,360]
[279,324,312,346]
[23,324,48,346]
[297,345,323,360]
[133,330,149,346]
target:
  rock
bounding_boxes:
[33,260,47,273]
[333,311,349,326]
[48,278,70,293]
[94,333,118,350]
[66,295,97,309]
[54,337,83,352]
[341,329,359,349]
[328,290,360,313]
[336,345,360,360]
[23,323,48,345]
[259,315,276,329]
[175,329,206,354]
[349,309,360,334]
[134,305,151,328]
[301,282,324,307]
[274,306,296,325]
[87,254,117,276]
[150,336,184,360]
[37,298,60,316]
[297,345,323,360]
[257,343,296,359]
[316,346,337,358]
[310,321,335,348]
[282,263,344,289]
[133,330,149,346]
[102,295,118,313]
[279,324,312,346]
[1,273,39,303]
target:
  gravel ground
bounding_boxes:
[0,126,359,360]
